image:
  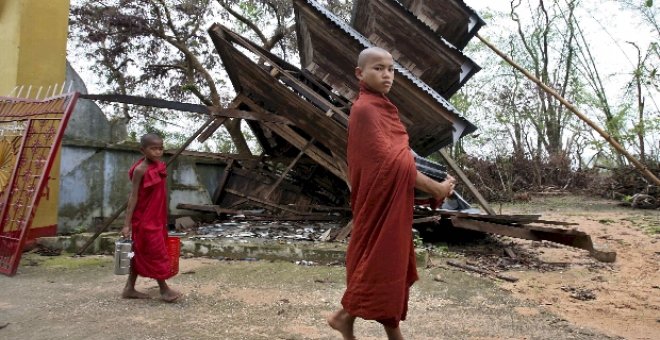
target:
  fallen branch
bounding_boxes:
[446,260,519,282]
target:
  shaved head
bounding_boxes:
[140,133,163,147]
[357,47,392,68]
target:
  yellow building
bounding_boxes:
[0,0,71,238]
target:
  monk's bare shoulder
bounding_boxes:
[132,161,148,179]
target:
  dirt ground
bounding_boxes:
[0,195,658,340]
[494,195,659,340]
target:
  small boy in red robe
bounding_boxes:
[121,133,181,302]
[328,47,456,340]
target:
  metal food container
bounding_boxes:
[114,239,133,275]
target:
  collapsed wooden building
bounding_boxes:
[82,0,615,261]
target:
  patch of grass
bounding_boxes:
[598,219,615,225]
[40,254,111,270]
[500,194,622,215]
[621,214,660,235]
[190,260,346,287]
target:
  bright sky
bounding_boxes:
[464,0,659,110]
[460,0,659,159]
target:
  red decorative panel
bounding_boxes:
[0,93,78,276]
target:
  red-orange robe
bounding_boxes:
[341,82,418,328]
[128,158,173,280]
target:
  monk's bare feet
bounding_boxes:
[122,288,150,299]
[160,288,182,303]
[327,309,356,340]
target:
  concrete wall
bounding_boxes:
[58,64,224,233]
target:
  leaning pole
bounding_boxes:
[476,33,660,187]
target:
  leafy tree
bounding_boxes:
[69,0,351,153]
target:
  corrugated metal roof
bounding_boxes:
[300,0,477,136]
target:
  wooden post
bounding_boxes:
[438,149,496,215]
[476,33,660,187]
[212,158,235,204]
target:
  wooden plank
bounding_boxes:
[223,188,309,215]
[448,217,614,262]
[333,220,353,241]
[438,149,496,215]
[449,217,543,240]
[218,26,348,122]
[292,0,476,156]
[197,97,242,143]
[351,0,478,97]
[176,203,341,221]
[212,159,235,204]
[208,107,294,125]
[265,138,316,198]
[413,211,575,226]
[263,122,346,182]
[197,117,228,143]
[236,97,344,178]
[209,24,349,159]
[397,0,484,49]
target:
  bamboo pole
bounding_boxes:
[75,117,215,255]
[476,33,660,187]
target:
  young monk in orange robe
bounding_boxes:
[328,47,456,340]
[121,133,181,302]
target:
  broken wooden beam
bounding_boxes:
[438,149,496,215]
[333,220,353,242]
[446,260,519,282]
[264,138,316,199]
[212,159,235,204]
[413,211,576,226]
[449,216,615,262]
[223,188,311,215]
[208,107,294,125]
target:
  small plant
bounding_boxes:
[431,243,449,255]
[412,233,424,248]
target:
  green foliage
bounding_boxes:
[413,233,424,248]
[430,243,450,256]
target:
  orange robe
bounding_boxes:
[128,158,173,280]
[341,82,418,328]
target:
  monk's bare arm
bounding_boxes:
[415,171,455,201]
[121,164,146,238]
